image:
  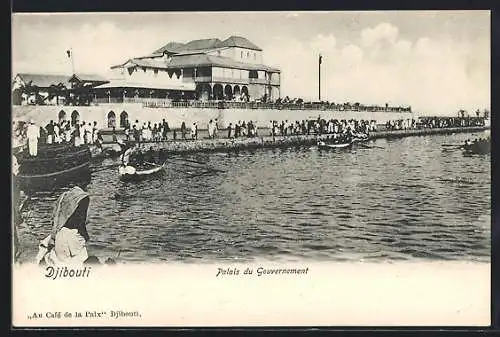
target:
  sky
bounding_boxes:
[12,11,490,115]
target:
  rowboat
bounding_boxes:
[118,162,166,181]
[14,144,92,192]
[351,133,370,142]
[462,138,490,155]
[317,140,352,149]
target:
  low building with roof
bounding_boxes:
[12,72,109,106]
[12,73,71,105]
[93,36,281,103]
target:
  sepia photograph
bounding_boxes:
[11,10,491,327]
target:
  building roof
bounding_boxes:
[165,53,280,72]
[219,36,262,51]
[153,36,262,55]
[93,79,195,91]
[153,42,185,54]
[181,38,222,52]
[111,58,169,70]
[112,53,280,72]
[70,73,109,83]
[14,73,70,88]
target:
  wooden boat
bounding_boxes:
[118,162,166,181]
[462,138,490,155]
[317,140,352,149]
[351,133,370,142]
[14,143,92,192]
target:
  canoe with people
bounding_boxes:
[317,133,355,150]
[118,141,166,181]
[317,140,352,149]
[461,137,490,155]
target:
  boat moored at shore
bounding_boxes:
[14,143,92,192]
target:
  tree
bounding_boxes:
[47,83,67,105]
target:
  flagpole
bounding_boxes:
[70,47,75,75]
[318,54,322,101]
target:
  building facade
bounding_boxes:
[95,36,281,103]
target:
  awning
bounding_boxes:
[93,80,196,91]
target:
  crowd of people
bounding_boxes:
[123,118,224,142]
[266,118,376,138]
[384,116,487,131]
[13,114,489,157]
[124,119,170,142]
[12,119,104,157]
[416,116,486,129]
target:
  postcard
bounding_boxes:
[11,10,491,327]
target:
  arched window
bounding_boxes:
[71,110,80,126]
[120,111,129,128]
[58,110,66,122]
[108,111,116,128]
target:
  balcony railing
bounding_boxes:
[249,78,267,85]
[124,97,171,104]
[93,97,124,104]
[211,77,249,85]
[195,76,212,82]
[140,100,413,112]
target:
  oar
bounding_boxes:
[166,159,226,173]
[441,144,463,147]
[144,161,163,167]
[92,162,122,173]
[171,157,209,166]
[357,143,384,150]
[187,170,214,178]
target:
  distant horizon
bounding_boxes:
[12,11,490,114]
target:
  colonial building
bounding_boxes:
[93,36,281,103]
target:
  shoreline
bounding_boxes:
[100,126,489,156]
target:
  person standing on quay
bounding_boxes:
[26,120,40,156]
[181,122,187,140]
[162,119,170,140]
[208,120,214,139]
[214,118,219,138]
[191,122,197,140]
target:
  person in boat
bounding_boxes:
[45,120,54,144]
[145,146,156,164]
[36,186,95,266]
[133,146,145,168]
[121,142,137,167]
[96,131,104,151]
[26,120,40,156]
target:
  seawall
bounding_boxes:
[13,104,418,130]
[102,126,489,156]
